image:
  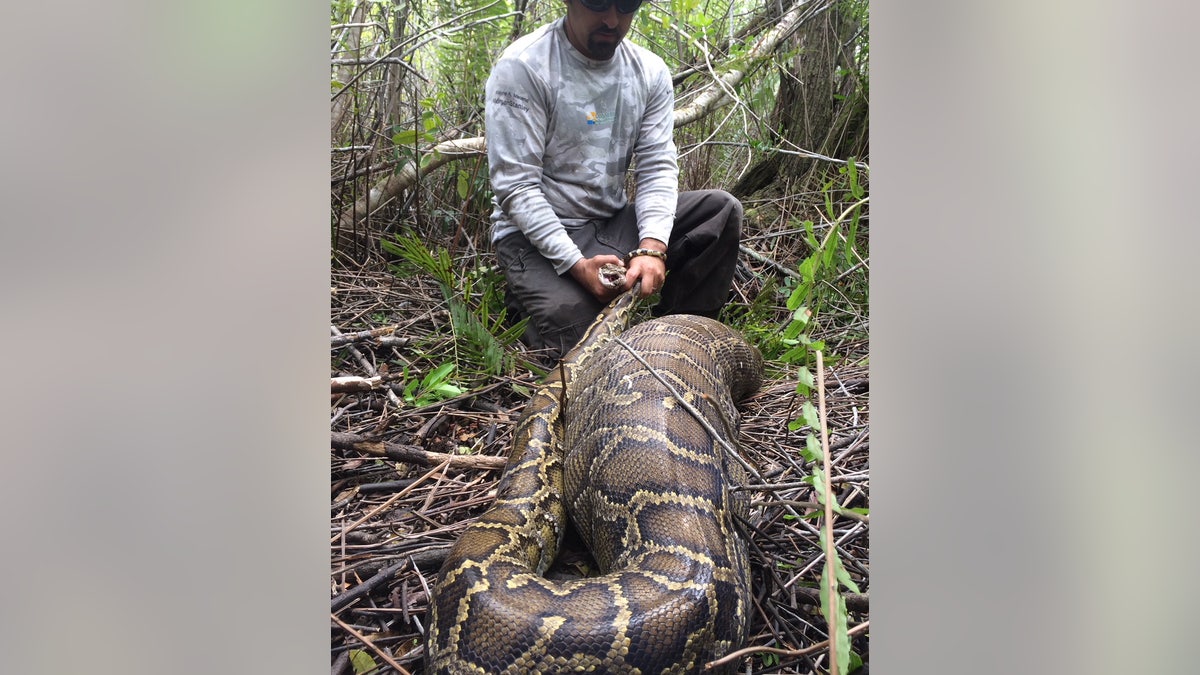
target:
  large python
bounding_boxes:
[426,287,763,674]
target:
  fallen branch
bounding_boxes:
[334,137,488,245]
[331,560,409,613]
[330,547,453,613]
[331,375,386,393]
[331,325,402,408]
[740,244,802,280]
[331,465,445,545]
[330,324,402,347]
[674,0,816,127]
[331,431,507,471]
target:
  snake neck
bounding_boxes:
[557,283,641,373]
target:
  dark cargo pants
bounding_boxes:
[494,189,742,362]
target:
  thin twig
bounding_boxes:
[331,560,408,613]
[611,336,763,483]
[331,459,450,543]
[331,432,507,471]
[330,612,413,675]
[759,499,869,524]
[739,244,802,280]
[330,324,404,347]
[704,621,870,670]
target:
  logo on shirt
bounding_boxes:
[586,110,615,126]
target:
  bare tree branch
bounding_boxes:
[673,0,817,126]
[334,137,488,243]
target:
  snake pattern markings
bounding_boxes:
[427,289,763,674]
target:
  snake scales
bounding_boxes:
[426,288,764,674]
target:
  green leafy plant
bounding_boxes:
[778,159,868,390]
[381,232,527,383]
[777,163,867,675]
[402,362,465,407]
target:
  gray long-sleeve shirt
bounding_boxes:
[485,18,679,275]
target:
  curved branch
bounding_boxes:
[673,0,816,126]
[334,137,487,235]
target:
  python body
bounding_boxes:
[426,288,763,674]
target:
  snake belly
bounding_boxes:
[426,292,763,674]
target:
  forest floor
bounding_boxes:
[329,247,870,674]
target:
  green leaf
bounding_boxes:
[779,345,808,365]
[787,418,806,432]
[798,255,818,284]
[820,579,850,675]
[809,469,827,504]
[846,156,864,199]
[823,232,840,268]
[801,400,820,429]
[803,219,818,249]
[423,362,456,388]
[432,382,464,398]
[798,366,815,393]
[845,209,860,267]
[348,649,377,675]
[834,551,862,594]
[479,0,508,17]
[791,306,811,326]
[392,129,419,146]
[801,433,821,462]
[457,170,470,200]
[785,285,805,311]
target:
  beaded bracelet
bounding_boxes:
[624,248,667,265]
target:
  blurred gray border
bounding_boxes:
[0,1,330,673]
[875,1,1198,674]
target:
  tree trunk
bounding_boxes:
[732,5,867,197]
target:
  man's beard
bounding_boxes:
[587,31,621,59]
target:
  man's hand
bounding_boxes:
[624,238,667,299]
[569,254,626,302]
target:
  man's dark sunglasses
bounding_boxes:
[578,0,644,14]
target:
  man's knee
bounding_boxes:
[507,280,602,361]
[709,189,743,235]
